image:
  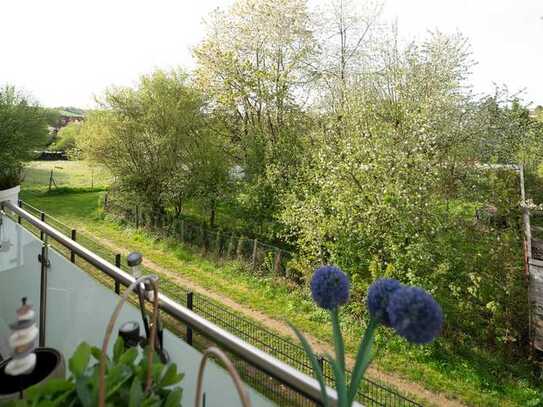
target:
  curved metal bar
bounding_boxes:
[195,347,251,407]
[98,275,159,407]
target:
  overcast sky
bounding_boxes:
[0,0,541,108]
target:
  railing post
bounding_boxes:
[70,229,77,263]
[114,254,121,294]
[317,356,325,376]
[17,200,22,224]
[186,292,193,345]
[40,212,45,241]
[38,239,50,347]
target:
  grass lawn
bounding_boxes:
[18,184,543,407]
[23,160,112,191]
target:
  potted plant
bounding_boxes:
[4,275,251,407]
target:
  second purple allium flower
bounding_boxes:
[367,278,402,327]
[310,265,350,310]
[387,286,443,344]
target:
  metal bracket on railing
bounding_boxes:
[37,253,51,268]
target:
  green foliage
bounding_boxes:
[0,85,49,188]
[51,122,82,153]
[12,338,184,407]
[280,32,529,358]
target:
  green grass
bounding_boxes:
[23,160,112,191]
[18,188,543,407]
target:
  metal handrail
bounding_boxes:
[2,200,345,406]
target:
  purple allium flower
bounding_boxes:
[387,287,443,344]
[310,266,350,310]
[367,278,402,326]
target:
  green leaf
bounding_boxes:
[164,388,183,407]
[75,377,93,407]
[288,322,330,407]
[159,363,183,387]
[119,347,139,366]
[129,377,143,407]
[90,346,104,362]
[113,337,125,363]
[347,317,379,405]
[69,342,91,378]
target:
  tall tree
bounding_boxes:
[79,70,211,216]
[0,85,49,187]
[194,0,317,237]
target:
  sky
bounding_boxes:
[0,0,541,108]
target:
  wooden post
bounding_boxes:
[226,233,235,258]
[215,230,221,256]
[252,239,258,269]
[236,236,244,259]
[274,249,282,275]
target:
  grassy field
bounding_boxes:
[23,160,112,191]
[18,162,543,407]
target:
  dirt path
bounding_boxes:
[83,228,467,407]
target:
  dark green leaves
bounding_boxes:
[24,339,184,407]
[69,342,91,378]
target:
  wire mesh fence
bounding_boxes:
[16,200,423,407]
[104,197,301,281]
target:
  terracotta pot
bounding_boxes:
[0,347,65,401]
[0,185,20,206]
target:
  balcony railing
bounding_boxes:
[0,200,348,406]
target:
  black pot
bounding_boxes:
[0,348,65,401]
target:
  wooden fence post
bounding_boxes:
[237,236,244,259]
[252,239,258,269]
[215,230,221,256]
[274,249,282,275]
[227,233,235,258]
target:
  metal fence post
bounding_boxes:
[70,229,77,263]
[40,212,45,241]
[17,200,22,224]
[186,292,193,345]
[38,239,50,347]
[114,254,121,294]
